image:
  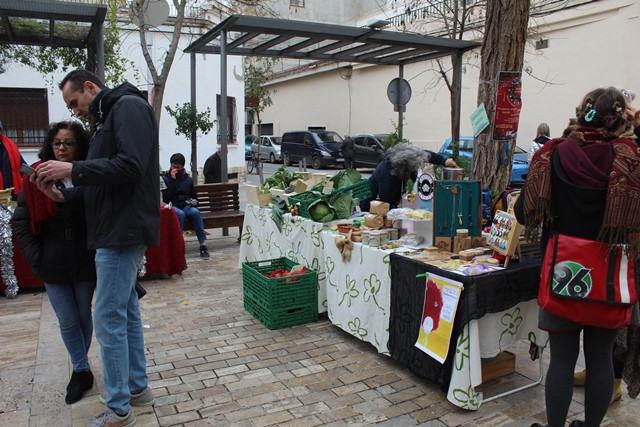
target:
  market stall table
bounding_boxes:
[0,228,44,293]
[143,206,187,277]
[239,204,391,353]
[388,254,548,409]
[239,205,548,410]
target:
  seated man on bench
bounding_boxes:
[161,153,210,259]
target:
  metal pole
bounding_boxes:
[190,53,198,181]
[398,64,404,140]
[96,23,104,81]
[220,30,228,183]
[452,52,463,150]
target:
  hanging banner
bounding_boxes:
[492,71,522,140]
[415,273,463,363]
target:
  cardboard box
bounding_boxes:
[245,184,272,207]
[481,351,516,383]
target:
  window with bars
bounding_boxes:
[0,88,49,146]
[290,0,305,8]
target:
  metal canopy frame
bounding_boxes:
[184,14,481,181]
[0,0,107,79]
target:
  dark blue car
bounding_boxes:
[438,137,529,186]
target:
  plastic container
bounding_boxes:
[242,257,318,329]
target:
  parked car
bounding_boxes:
[251,135,282,163]
[281,129,344,169]
[350,133,388,167]
[245,134,257,160]
[438,136,529,185]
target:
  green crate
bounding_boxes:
[242,257,318,329]
[330,178,372,203]
[244,296,317,330]
[288,179,372,220]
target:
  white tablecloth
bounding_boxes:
[239,205,548,409]
[239,204,391,353]
[447,301,548,409]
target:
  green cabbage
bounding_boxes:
[308,199,336,222]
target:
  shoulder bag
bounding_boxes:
[538,232,636,328]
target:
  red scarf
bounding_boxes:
[21,160,58,235]
[524,127,640,256]
[0,134,23,196]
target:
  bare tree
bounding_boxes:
[390,0,485,157]
[472,0,531,191]
[131,0,188,125]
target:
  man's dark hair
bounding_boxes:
[58,69,106,92]
[170,153,186,166]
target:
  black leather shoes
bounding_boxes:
[65,369,94,404]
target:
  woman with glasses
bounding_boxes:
[12,121,97,404]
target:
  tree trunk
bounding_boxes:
[472,0,530,192]
[138,0,187,126]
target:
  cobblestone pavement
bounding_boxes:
[2,231,640,426]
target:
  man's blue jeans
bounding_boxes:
[94,245,147,416]
[172,205,207,243]
[44,281,95,372]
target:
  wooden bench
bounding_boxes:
[184,183,244,239]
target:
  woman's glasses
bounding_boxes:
[52,139,77,149]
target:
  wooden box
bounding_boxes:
[481,350,516,383]
[245,184,271,207]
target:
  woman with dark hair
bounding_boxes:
[12,121,97,404]
[515,87,640,427]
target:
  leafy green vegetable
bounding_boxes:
[263,167,308,191]
[270,197,288,231]
[331,193,353,219]
[329,169,362,190]
[308,199,336,222]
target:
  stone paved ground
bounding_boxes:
[2,230,640,426]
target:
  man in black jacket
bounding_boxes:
[35,70,159,426]
[341,135,355,169]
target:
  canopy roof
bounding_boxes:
[185,14,480,65]
[0,0,106,49]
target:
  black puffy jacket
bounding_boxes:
[161,171,196,209]
[12,186,96,284]
[71,83,160,250]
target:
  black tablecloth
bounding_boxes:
[388,254,541,391]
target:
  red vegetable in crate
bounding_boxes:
[266,268,289,278]
[285,266,308,282]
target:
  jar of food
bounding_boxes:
[361,230,370,245]
[388,228,399,240]
[369,231,381,247]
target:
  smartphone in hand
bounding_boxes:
[20,163,37,177]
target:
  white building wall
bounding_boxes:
[260,0,639,153]
[0,19,246,177]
